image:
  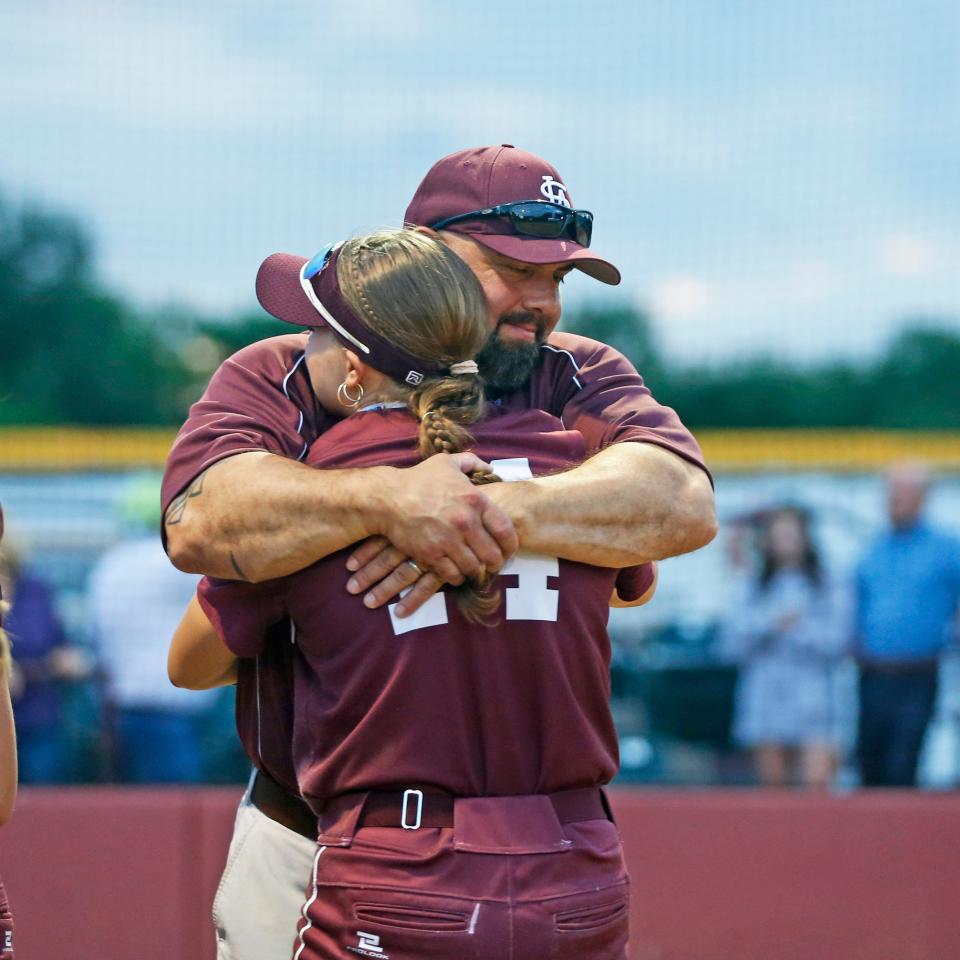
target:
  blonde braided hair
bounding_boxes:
[338,230,502,623]
[0,606,10,681]
[410,378,501,622]
[348,243,385,333]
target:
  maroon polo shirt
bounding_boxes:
[161,331,709,514]
[199,409,655,803]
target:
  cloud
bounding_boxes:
[650,275,711,319]
[879,231,940,277]
[784,261,841,304]
[2,0,959,366]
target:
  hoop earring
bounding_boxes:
[337,381,364,408]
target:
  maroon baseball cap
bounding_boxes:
[404,145,621,285]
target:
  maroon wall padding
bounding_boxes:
[611,789,960,960]
[0,787,239,960]
[1,787,958,960]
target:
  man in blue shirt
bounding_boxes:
[855,465,960,786]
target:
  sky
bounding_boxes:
[2,0,959,363]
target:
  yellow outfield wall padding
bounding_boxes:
[1,428,960,472]
[0,428,176,470]
[698,430,960,472]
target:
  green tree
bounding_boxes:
[2,187,958,429]
[867,326,960,428]
[0,192,191,425]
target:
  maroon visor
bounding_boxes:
[256,244,445,387]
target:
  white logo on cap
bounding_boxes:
[405,371,424,385]
[540,176,570,208]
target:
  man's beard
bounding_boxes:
[476,312,547,397]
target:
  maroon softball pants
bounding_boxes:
[292,790,630,960]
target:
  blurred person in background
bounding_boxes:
[720,506,849,788]
[0,536,93,784]
[0,505,18,958]
[854,464,960,787]
[87,474,215,783]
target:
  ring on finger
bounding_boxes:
[406,559,426,577]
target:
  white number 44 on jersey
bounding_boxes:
[388,458,559,636]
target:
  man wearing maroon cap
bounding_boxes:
[164,145,714,601]
[162,146,716,959]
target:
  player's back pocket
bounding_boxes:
[545,881,630,960]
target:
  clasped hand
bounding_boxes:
[345,453,517,618]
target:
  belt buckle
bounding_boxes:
[401,788,424,830]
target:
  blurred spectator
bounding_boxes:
[720,506,849,788]
[0,539,94,783]
[854,465,960,787]
[87,474,214,783]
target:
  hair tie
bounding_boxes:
[449,360,479,376]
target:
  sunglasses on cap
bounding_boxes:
[430,200,593,248]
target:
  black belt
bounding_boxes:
[249,769,318,840]
[251,770,612,838]
[351,786,612,830]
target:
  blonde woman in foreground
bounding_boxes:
[0,505,18,958]
[170,229,658,959]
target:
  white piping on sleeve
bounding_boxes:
[281,352,310,461]
[540,343,582,389]
[282,352,306,398]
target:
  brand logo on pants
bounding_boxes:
[347,930,387,958]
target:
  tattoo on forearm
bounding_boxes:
[229,551,250,582]
[165,471,207,526]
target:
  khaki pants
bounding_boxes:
[214,789,317,960]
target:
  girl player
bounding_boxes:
[171,230,656,959]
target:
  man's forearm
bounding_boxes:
[487,442,717,567]
[165,449,517,583]
[165,452,393,581]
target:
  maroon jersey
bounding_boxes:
[233,619,301,793]
[161,333,330,514]
[162,331,709,515]
[199,408,652,804]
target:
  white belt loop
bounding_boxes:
[401,788,424,830]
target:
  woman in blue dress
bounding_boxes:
[720,506,850,788]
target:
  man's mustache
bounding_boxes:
[493,312,547,342]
